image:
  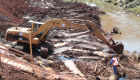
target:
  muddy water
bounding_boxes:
[101,12,140,53]
[95,1,140,53]
[64,0,140,53]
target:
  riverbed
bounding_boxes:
[64,0,140,53]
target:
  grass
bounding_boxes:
[128,6,140,15]
[102,0,140,15]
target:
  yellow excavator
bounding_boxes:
[5,19,124,58]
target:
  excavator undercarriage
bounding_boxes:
[5,19,124,58]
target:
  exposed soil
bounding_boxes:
[0,63,44,80]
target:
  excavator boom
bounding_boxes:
[32,19,88,40]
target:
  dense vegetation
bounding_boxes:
[104,0,140,15]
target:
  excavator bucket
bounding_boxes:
[112,42,124,54]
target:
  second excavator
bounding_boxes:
[5,19,124,58]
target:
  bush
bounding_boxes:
[128,6,140,15]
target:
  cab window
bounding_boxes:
[33,23,41,32]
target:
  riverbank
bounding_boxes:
[103,0,140,16]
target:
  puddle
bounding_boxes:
[58,56,80,61]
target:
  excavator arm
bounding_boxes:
[32,19,88,40]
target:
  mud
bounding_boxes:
[0,63,44,80]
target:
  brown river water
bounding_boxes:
[101,12,140,53]
[65,0,140,52]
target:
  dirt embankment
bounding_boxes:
[0,63,44,80]
[0,0,31,39]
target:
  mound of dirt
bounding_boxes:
[0,0,31,25]
[0,0,31,39]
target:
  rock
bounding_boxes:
[111,27,121,34]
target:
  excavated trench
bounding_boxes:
[0,0,140,80]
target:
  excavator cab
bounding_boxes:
[28,21,44,33]
[33,23,40,32]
